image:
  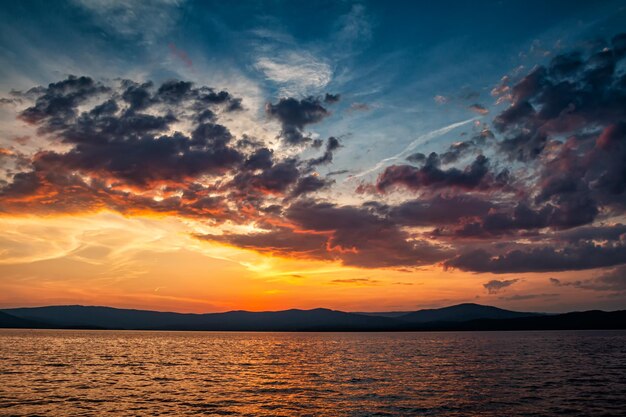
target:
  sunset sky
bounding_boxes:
[1,0,625,313]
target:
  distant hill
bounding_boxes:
[2,305,400,331]
[397,303,541,323]
[1,304,624,331]
[0,311,48,328]
[453,310,626,331]
[354,311,413,318]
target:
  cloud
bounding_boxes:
[327,169,350,177]
[232,158,300,195]
[291,175,334,197]
[335,4,372,47]
[70,0,184,44]
[307,137,342,168]
[0,76,336,222]
[483,279,519,294]
[351,117,478,179]
[19,75,110,125]
[446,240,626,273]
[556,224,626,244]
[427,32,626,245]
[347,102,371,113]
[499,293,559,301]
[324,93,341,104]
[469,104,489,115]
[377,155,495,192]
[451,198,598,238]
[265,96,333,145]
[16,77,244,186]
[255,51,332,97]
[330,278,379,286]
[494,33,626,173]
[2,32,626,274]
[439,141,476,164]
[549,266,626,292]
[389,194,494,226]
[200,199,451,269]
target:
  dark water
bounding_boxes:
[1,330,625,416]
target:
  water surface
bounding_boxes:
[1,330,625,416]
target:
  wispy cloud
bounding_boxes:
[483,279,519,294]
[334,4,372,52]
[350,117,479,179]
[70,0,184,44]
[255,51,332,97]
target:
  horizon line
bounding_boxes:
[2,302,616,316]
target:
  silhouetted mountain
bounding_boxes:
[149,308,401,331]
[0,311,48,328]
[5,305,201,329]
[452,310,626,331]
[398,303,540,322]
[2,306,400,331]
[2,304,624,331]
[354,311,413,318]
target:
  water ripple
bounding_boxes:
[1,330,625,416]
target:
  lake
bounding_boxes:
[1,330,625,416]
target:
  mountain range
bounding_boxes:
[1,303,624,331]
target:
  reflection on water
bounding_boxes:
[1,330,625,416]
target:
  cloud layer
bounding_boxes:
[1,32,626,279]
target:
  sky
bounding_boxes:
[0,0,625,313]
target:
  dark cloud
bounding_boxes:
[377,154,493,192]
[452,198,598,238]
[483,279,519,294]
[493,33,626,214]
[203,226,328,257]
[12,76,251,185]
[445,239,626,273]
[285,200,450,268]
[155,79,193,103]
[117,79,242,114]
[3,34,626,274]
[1,76,335,222]
[327,169,350,176]
[469,103,489,115]
[555,224,626,243]
[550,266,626,292]
[440,141,476,164]
[120,80,153,112]
[406,152,426,164]
[548,51,584,78]
[232,159,300,194]
[0,171,41,197]
[0,97,23,106]
[389,194,494,227]
[430,33,626,246]
[324,93,341,104]
[265,96,332,145]
[36,135,242,186]
[154,80,242,110]
[0,168,237,221]
[291,175,333,197]
[244,147,274,171]
[499,293,559,301]
[202,199,451,268]
[434,129,495,166]
[20,75,109,129]
[307,136,341,168]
